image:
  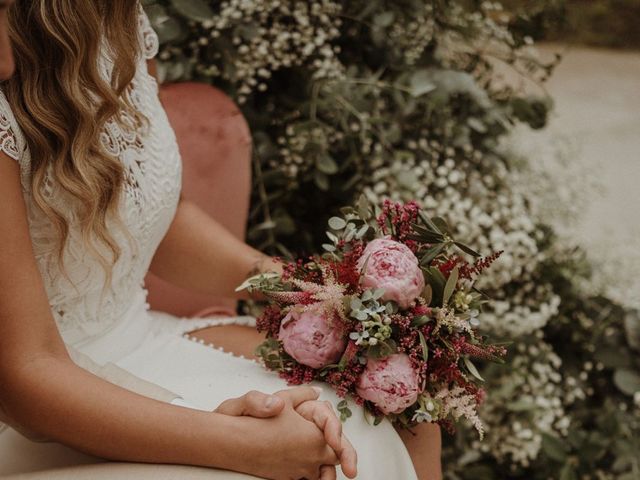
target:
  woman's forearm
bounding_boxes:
[150,199,279,299]
[1,354,256,471]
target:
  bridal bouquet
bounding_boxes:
[239,198,506,437]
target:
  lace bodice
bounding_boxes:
[0,8,182,346]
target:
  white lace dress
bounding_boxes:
[0,8,417,479]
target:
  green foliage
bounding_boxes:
[146,1,640,477]
[504,0,640,49]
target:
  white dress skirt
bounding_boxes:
[0,291,418,479]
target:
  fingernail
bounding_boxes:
[312,386,323,396]
[264,396,278,408]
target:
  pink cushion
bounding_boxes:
[144,83,252,318]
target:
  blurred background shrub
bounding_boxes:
[504,0,640,49]
[143,1,640,478]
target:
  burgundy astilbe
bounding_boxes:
[437,256,464,276]
[459,251,504,279]
[377,200,420,245]
[328,241,364,291]
[326,360,366,398]
[459,342,507,362]
[256,305,284,336]
[265,290,314,305]
[280,363,316,385]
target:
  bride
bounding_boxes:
[0,1,441,478]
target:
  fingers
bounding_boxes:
[301,401,343,454]
[295,400,358,478]
[275,385,322,408]
[320,444,340,466]
[339,435,358,479]
[214,390,284,418]
[319,465,337,480]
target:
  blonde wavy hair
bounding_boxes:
[4,0,143,279]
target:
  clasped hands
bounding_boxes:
[215,386,358,480]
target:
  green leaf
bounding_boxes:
[613,369,640,396]
[443,267,459,305]
[454,241,481,258]
[424,267,446,306]
[432,217,452,235]
[506,398,537,412]
[356,224,370,239]
[322,243,336,252]
[373,11,395,27]
[463,356,484,382]
[358,195,371,220]
[594,347,632,369]
[541,433,569,463]
[418,331,429,362]
[418,212,441,234]
[314,171,329,190]
[328,217,347,230]
[409,70,438,98]
[421,284,433,306]
[559,462,577,480]
[411,315,431,328]
[170,0,214,21]
[316,155,339,174]
[467,117,487,133]
[420,243,445,266]
[337,400,352,422]
[326,231,339,243]
[624,310,640,351]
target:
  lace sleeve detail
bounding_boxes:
[0,91,22,162]
[138,5,160,60]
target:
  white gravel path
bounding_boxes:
[511,45,640,308]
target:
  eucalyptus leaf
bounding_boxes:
[316,155,339,174]
[613,369,640,396]
[357,195,371,220]
[326,231,339,243]
[373,11,395,27]
[356,224,370,239]
[322,243,336,252]
[328,216,347,230]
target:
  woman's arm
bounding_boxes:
[149,199,278,300]
[0,153,337,479]
[146,57,270,299]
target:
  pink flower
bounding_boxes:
[356,353,421,414]
[278,307,348,369]
[357,237,425,308]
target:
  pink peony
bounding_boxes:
[278,308,348,369]
[357,237,425,308]
[356,353,421,415]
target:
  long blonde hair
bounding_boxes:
[4,0,143,277]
